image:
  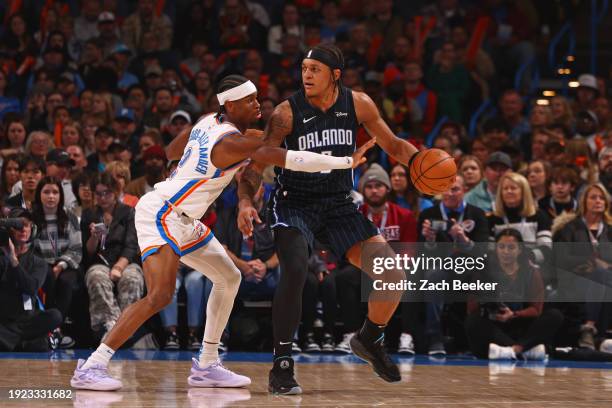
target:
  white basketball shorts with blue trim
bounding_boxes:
[135,191,214,262]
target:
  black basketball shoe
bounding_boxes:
[268,357,302,395]
[349,333,401,382]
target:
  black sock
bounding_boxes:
[358,317,386,344]
[274,342,293,360]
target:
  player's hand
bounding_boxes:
[351,138,376,168]
[237,202,261,237]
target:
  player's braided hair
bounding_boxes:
[308,43,344,93]
[216,74,250,117]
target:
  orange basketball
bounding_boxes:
[409,149,457,196]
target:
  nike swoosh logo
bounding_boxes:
[279,341,292,345]
[303,116,316,124]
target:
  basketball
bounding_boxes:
[409,149,457,196]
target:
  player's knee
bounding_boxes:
[145,288,174,311]
[384,267,406,285]
[275,228,309,264]
[225,266,242,290]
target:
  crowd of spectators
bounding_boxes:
[0,0,611,359]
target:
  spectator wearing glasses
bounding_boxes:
[82,173,143,341]
[25,131,55,161]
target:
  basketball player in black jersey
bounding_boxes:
[238,44,426,394]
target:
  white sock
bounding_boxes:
[82,343,115,369]
[198,340,219,367]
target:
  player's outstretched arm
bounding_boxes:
[250,138,375,172]
[214,109,373,175]
[353,91,419,166]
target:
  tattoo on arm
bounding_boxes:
[262,101,292,148]
[238,102,292,202]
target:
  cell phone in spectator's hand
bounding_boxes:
[431,220,447,232]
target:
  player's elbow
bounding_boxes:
[251,146,284,167]
[165,148,180,162]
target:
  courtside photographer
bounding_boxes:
[0,208,61,351]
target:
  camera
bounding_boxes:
[0,218,24,247]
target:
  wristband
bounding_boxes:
[408,150,421,170]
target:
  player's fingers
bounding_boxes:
[252,210,262,224]
[239,215,253,236]
[359,138,376,153]
[353,156,367,168]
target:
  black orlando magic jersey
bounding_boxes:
[276,86,358,198]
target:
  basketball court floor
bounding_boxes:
[1,350,611,407]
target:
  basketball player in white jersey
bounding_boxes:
[71,75,374,390]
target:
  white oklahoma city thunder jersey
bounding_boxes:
[154,114,247,219]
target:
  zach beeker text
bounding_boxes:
[372,279,498,292]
